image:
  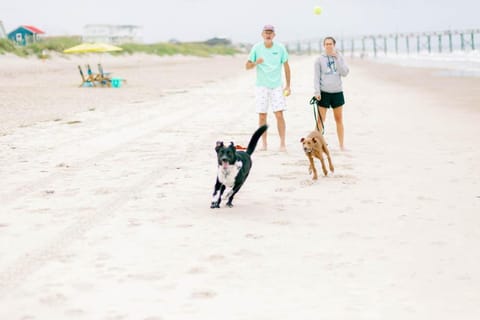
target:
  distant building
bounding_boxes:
[7,25,45,46]
[0,20,6,39]
[83,24,143,44]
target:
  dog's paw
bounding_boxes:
[226,201,234,208]
[210,202,220,209]
[235,161,243,169]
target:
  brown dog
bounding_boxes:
[300,130,334,179]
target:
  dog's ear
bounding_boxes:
[215,141,224,152]
[300,137,305,143]
[228,141,236,151]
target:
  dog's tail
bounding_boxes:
[246,125,268,155]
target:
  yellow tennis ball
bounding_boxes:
[313,6,322,15]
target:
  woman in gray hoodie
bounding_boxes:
[314,36,349,150]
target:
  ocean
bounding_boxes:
[358,50,480,78]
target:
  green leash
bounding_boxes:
[309,96,325,134]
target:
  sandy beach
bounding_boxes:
[0,52,479,320]
[0,54,247,135]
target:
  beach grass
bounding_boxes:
[0,36,82,57]
[119,42,238,57]
[0,36,239,58]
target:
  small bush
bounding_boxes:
[0,38,16,54]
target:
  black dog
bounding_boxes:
[211,125,268,208]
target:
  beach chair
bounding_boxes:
[85,64,99,86]
[97,63,112,87]
[78,65,95,87]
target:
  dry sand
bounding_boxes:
[0,53,245,135]
[0,53,479,320]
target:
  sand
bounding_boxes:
[0,53,479,320]
[0,53,245,135]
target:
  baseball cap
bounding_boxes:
[263,25,275,32]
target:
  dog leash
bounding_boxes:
[309,96,325,134]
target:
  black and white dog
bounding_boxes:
[211,125,268,208]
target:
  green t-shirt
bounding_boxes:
[248,42,288,88]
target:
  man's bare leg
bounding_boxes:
[274,110,286,151]
[258,113,268,150]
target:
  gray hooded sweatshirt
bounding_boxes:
[314,52,349,94]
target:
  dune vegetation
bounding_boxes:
[0,36,240,58]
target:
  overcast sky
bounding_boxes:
[1,0,478,43]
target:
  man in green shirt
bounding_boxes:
[246,25,291,151]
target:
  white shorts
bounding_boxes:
[255,86,287,113]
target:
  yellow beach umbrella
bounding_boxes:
[63,43,123,54]
[92,43,123,52]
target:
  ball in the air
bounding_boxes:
[313,6,322,15]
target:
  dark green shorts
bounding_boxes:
[316,91,345,108]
